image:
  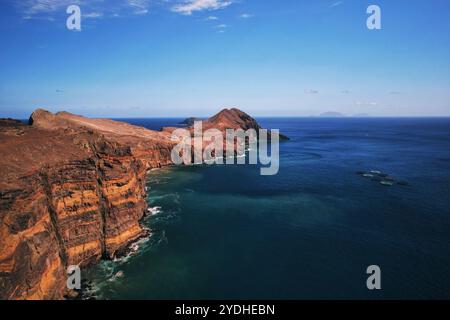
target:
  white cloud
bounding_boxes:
[134,9,149,14]
[22,0,81,15]
[354,101,378,106]
[83,12,103,19]
[127,0,150,14]
[239,13,253,19]
[330,1,343,8]
[16,0,236,21]
[215,23,227,28]
[305,89,319,94]
[172,0,233,15]
[16,0,151,19]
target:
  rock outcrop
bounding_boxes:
[0,107,286,300]
[179,117,202,127]
[200,108,289,140]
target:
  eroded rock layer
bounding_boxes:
[0,116,172,299]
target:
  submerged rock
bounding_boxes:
[358,170,409,187]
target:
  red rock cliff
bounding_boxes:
[0,112,175,299]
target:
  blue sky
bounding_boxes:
[0,0,450,118]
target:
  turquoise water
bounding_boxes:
[84,118,450,299]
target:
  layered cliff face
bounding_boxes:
[0,108,284,300]
[0,115,172,299]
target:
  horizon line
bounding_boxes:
[6,115,450,121]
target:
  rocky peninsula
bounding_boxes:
[0,108,282,300]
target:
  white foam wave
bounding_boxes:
[147,206,162,216]
[107,270,124,283]
[113,232,152,263]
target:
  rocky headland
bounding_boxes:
[0,108,284,300]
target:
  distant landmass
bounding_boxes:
[353,113,371,117]
[317,112,371,118]
[179,117,202,126]
[320,111,345,118]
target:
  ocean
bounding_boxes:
[83,117,450,299]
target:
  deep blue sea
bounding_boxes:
[84,118,450,299]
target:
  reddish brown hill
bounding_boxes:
[204,108,262,131]
[207,108,289,140]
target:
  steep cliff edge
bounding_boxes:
[0,113,173,299]
[0,108,286,300]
